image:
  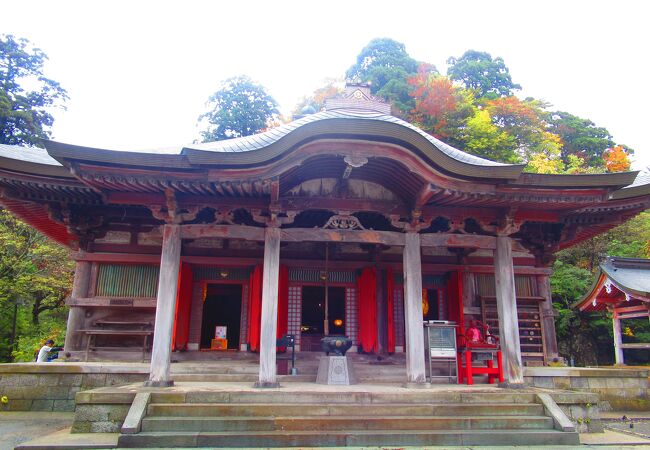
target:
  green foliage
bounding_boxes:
[551,260,614,367]
[345,38,427,114]
[447,50,521,99]
[0,209,73,362]
[0,34,68,147]
[199,75,279,142]
[12,316,66,362]
[458,109,518,163]
[547,111,615,169]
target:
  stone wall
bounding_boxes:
[0,363,147,412]
[524,367,649,411]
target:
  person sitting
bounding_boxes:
[36,339,63,363]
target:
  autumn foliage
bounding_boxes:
[603,145,631,172]
[407,67,458,138]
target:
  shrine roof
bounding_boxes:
[0,144,72,178]
[574,257,650,311]
[38,108,531,180]
[0,109,646,191]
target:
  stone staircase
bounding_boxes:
[173,353,408,383]
[118,388,580,447]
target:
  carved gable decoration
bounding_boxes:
[324,82,391,114]
[324,214,366,230]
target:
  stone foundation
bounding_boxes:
[524,367,649,411]
[0,363,147,411]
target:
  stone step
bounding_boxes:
[118,429,580,448]
[148,390,538,405]
[174,373,316,382]
[140,415,554,432]
[147,402,545,417]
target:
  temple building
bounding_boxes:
[574,256,650,365]
[1,84,649,387]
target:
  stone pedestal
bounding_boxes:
[316,356,357,385]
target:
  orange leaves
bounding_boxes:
[603,145,631,172]
[485,96,540,128]
[407,65,461,138]
[408,71,456,119]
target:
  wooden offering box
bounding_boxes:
[211,338,228,350]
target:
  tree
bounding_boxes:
[458,109,519,163]
[346,38,428,114]
[0,34,68,147]
[447,50,521,99]
[603,145,632,172]
[0,210,73,361]
[547,111,614,169]
[292,78,343,117]
[198,75,279,142]
[485,96,563,167]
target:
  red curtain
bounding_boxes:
[357,267,378,353]
[172,262,193,351]
[386,267,395,353]
[447,270,465,335]
[247,264,289,352]
[247,265,263,351]
[277,265,289,339]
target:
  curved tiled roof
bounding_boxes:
[0,144,61,166]
[184,109,508,167]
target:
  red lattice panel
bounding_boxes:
[393,287,405,348]
[239,283,249,347]
[188,282,204,347]
[345,287,358,345]
[288,285,302,346]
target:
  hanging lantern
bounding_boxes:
[333,319,343,327]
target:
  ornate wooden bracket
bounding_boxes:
[496,208,522,236]
[251,209,297,227]
[148,188,200,224]
[213,209,235,225]
[48,204,108,250]
[390,209,432,232]
[448,247,477,264]
[323,213,366,230]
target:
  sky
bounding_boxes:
[2,0,649,169]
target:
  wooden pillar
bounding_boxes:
[537,275,559,359]
[403,232,427,384]
[146,224,181,387]
[612,310,624,365]
[461,271,475,313]
[256,226,281,387]
[64,260,91,352]
[494,236,523,385]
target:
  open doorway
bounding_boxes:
[301,286,345,351]
[423,288,440,321]
[200,283,242,350]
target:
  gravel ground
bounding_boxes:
[604,418,650,439]
[0,412,73,450]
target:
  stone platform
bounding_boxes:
[68,381,588,447]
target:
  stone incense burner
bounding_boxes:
[320,335,352,356]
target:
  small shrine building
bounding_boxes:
[574,256,650,365]
[1,84,649,387]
